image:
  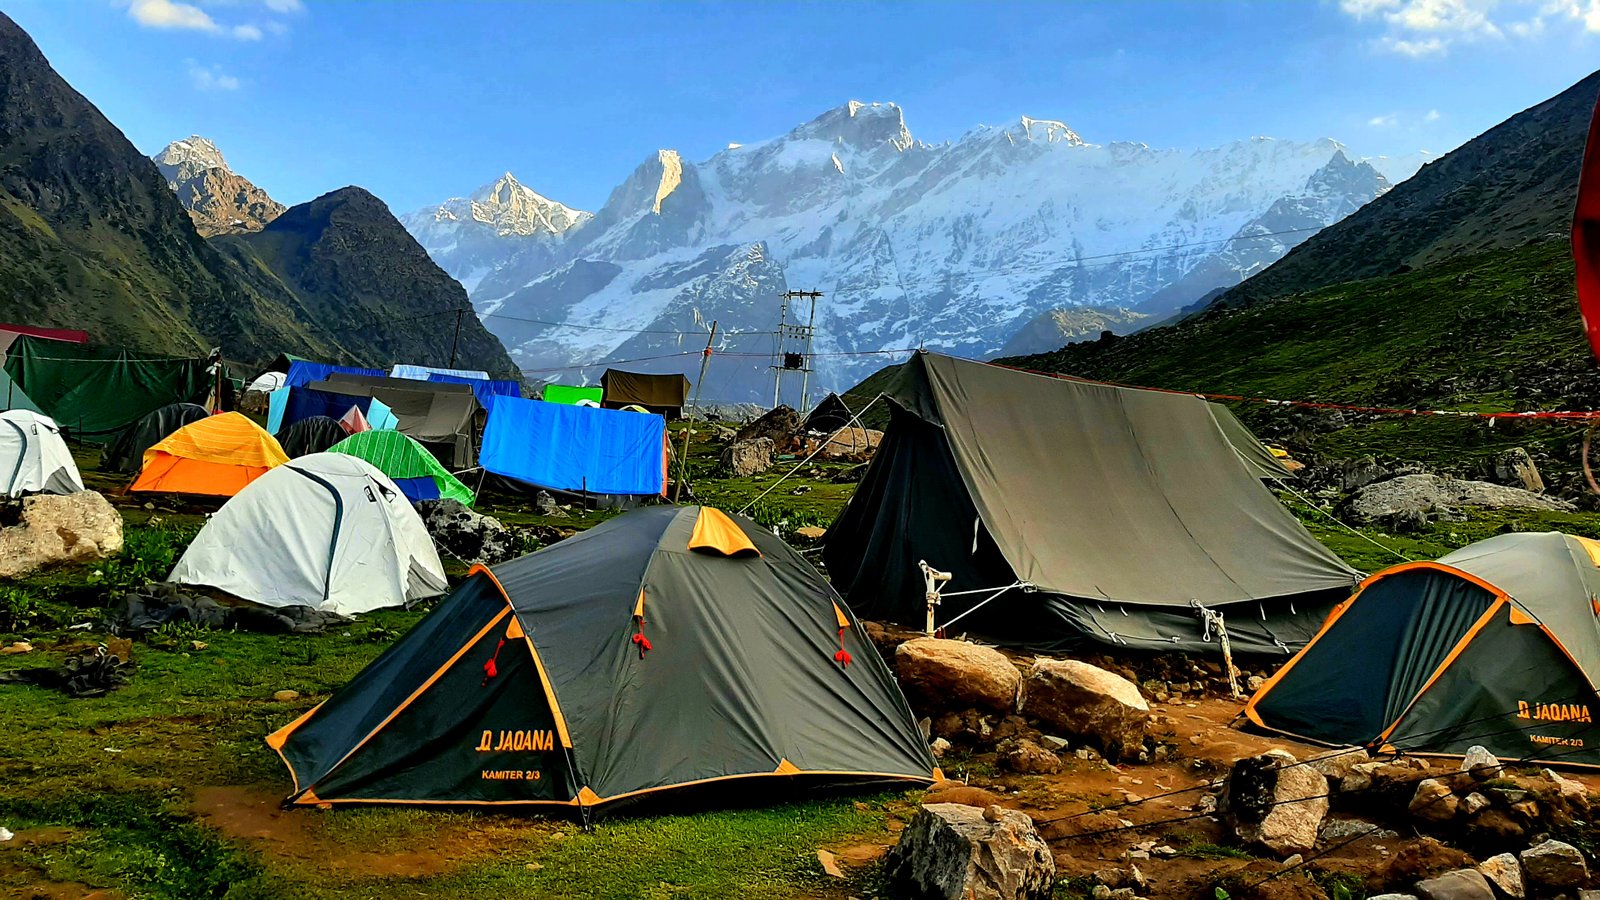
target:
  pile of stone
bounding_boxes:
[415,499,520,565]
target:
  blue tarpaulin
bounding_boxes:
[481,394,666,496]
[284,361,386,389]
[426,373,521,409]
[275,387,397,435]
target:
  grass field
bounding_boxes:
[3,412,1599,898]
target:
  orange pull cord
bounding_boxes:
[632,616,652,658]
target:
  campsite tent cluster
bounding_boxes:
[6,329,1600,814]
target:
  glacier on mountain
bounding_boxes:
[404,101,1418,402]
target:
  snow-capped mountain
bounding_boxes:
[152,135,284,236]
[401,173,591,293]
[406,101,1419,401]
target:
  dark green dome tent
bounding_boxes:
[1247,532,1600,768]
[267,505,937,818]
[100,403,209,475]
[276,416,348,458]
[824,352,1359,655]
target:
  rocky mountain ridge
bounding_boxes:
[152,135,284,237]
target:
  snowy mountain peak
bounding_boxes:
[153,135,229,177]
[463,172,590,236]
[1013,116,1086,146]
[795,101,914,151]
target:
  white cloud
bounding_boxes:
[187,61,240,91]
[129,0,219,31]
[1341,0,1598,54]
[124,0,298,39]
[1368,113,1400,126]
[1424,108,1443,121]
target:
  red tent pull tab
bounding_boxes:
[833,628,852,667]
[482,638,506,685]
[631,627,652,658]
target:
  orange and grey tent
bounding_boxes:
[267,505,938,819]
[1246,532,1600,768]
[130,411,288,497]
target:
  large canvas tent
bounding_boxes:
[329,430,476,505]
[101,403,210,475]
[319,375,480,468]
[1246,532,1600,768]
[266,506,937,816]
[1,411,84,496]
[2,336,209,440]
[131,412,288,497]
[169,453,447,616]
[480,394,667,498]
[824,353,1360,655]
[600,369,690,418]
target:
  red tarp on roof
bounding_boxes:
[0,324,89,343]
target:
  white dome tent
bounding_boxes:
[169,453,447,616]
[0,410,85,497]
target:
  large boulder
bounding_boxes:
[734,406,802,452]
[884,803,1055,900]
[414,499,517,565]
[1410,778,1461,824]
[719,437,775,477]
[895,639,1021,715]
[996,738,1061,775]
[1344,474,1573,526]
[1021,659,1149,761]
[1415,868,1495,900]
[0,492,123,579]
[1224,749,1329,857]
[1519,839,1588,890]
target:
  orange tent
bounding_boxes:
[131,412,288,497]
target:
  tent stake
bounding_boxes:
[919,561,952,636]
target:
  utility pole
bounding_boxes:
[673,321,716,503]
[448,308,465,368]
[769,290,822,411]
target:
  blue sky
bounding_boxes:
[7,0,1599,214]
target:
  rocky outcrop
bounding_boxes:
[1493,448,1544,493]
[1344,474,1573,527]
[1476,853,1524,899]
[0,492,123,579]
[720,437,775,476]
[1021,659,1149,761]
[415,499,518,565]
[884,803,1055,900]
[734,406,803,452]
[895,639,1021,715]
[153,137,285,236]
[1224,749,1329,857]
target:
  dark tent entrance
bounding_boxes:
[269,506,937,817]
[825,353,1359,656]
[1247,533,1600,769]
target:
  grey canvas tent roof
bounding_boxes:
[1247,532,1600,768]
[824,352,1359,655]
[313,374,480,468]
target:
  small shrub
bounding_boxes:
[0,585,41,631]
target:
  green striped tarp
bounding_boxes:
[328,429,476,506]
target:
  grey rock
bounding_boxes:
[533,490,568,518]
[1345,474,1573,526]
[0,491,123,580]
[1519,839,1588,889]
[997,738,1062,775]
[1225,749,1328,857]
[1476,852,1524,899]
[1415,868,1495,900]
[720,436,775,476]
[1460,745,1500,779]
[1493,447,1544,493]
[415,499,519,565]
[884,803,1055,900]
[1318,817,1396,844]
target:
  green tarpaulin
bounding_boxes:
[2,336,209,440]
[541,384,603,405]
[329,429,475,506]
